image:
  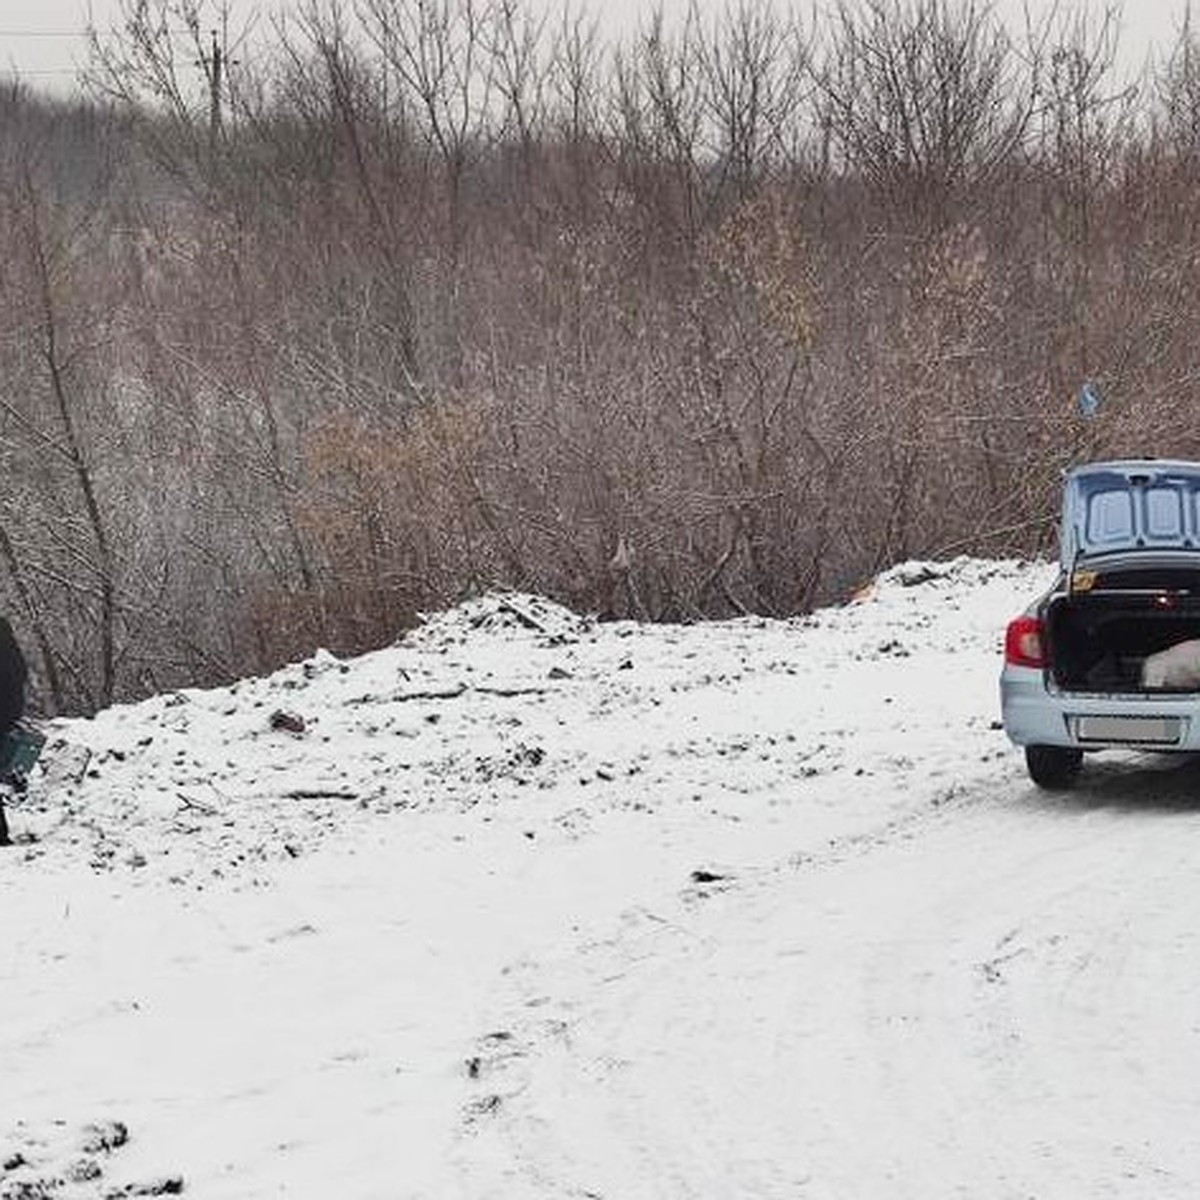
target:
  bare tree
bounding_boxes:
[543,5,606,217]
[610,8,706,239]
[1035,6,1138,384]
[814,0,1038,213]
[0,102,135,711]
[696,0,809,199]
[359,0,500,240]
[490,0,550,164]
[1155,5,1200,164]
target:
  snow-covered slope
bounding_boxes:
[5,557,1198,1198]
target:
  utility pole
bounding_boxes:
[197,17,235,162]
[207,29,223,155]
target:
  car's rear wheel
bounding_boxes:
[1024,744,1083,790]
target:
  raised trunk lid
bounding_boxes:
[1061,460,1200,572]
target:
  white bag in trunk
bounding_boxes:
[1141,638,1200,689]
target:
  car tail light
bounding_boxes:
[1005,615,1046,668]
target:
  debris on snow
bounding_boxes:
[407,591,588,646]
[0,1120,181,1200]
[80,1122,129,1155]
[267,710,306,735]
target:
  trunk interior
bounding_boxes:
[1047,567,1200,693]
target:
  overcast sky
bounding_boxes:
[0,0,1189,93]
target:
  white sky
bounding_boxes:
[0,0,1189,93]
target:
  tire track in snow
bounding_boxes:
[458,761,1200,1200]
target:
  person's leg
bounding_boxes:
[0,727,16,792]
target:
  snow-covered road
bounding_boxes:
[3,559,1199,1198]
[468,760,1200,1199]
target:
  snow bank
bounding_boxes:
[7,562,1057,885]
[3,558,1089,1200]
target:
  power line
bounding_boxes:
[0,29,194,38]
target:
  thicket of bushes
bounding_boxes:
[2,0,1199,714]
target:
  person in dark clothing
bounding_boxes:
[0,617,26,734]
[0,617,28,846]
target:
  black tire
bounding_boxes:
[1025,744,1083,790]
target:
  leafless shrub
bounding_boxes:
[0,0,1189,714]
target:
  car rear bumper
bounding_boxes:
[1000,665,1200,749]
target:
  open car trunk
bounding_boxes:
[1047,568,1200,693]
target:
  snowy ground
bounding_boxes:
[3,556,1199,1198]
